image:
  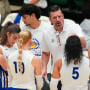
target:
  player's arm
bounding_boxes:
[0,47,7,71]
[50,59,62,90]
[0,47,3,54]
[88,48,90,59]
[0,54,7,71]
[28,0,40,4]
[88,48,90,67]
[32,56,42,75]
[32,56,43,90]
[79,36,86,48]
[7,57,13,86]
[42,51,50,79]
[7,58,13,86]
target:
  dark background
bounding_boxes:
[7,0,90,24]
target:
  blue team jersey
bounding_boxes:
[0,44,18,90]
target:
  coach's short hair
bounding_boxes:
[48,5,62,16]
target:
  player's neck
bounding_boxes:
[74,61,78,65]
[22,43,30,50]
[29,20,41,29]
[5,42,12,48]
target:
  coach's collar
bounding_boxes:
[53,26,65,34]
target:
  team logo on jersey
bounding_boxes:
[5,48,8,50]
[29,38,40,49]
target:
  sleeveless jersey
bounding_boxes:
[0,44,18,88]
[0,44,18,60]
[8,50,36,90]
[60,56,90,90]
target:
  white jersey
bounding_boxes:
[8,50,36,90]
[0,43,18,60]
[0,43,18,88]
[24,0,47,8]
[20,21,52,73]
[41,19,84,66]
[60,56,90,90]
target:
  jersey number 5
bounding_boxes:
[13,62,25,74]
[72,67,79,79]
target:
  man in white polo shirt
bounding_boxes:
[41,5,86,90]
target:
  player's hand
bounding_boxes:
[42,67,48,80]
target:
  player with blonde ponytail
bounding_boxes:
[18,38,23,74]
[7,30,43,90]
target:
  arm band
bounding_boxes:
[35,75,43,90]
[50,77,59,90]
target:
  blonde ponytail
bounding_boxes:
[18,38,23,74]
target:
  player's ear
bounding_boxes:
[7,32,10,37]
[49,17,51,22]
[29,38,32,45]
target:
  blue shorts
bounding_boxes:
[0,88,5,90]
[0,67,8,89]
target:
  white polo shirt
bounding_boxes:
[41,19,84,65]
[20,21,51,57]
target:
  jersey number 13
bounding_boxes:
[13,62,25,74]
